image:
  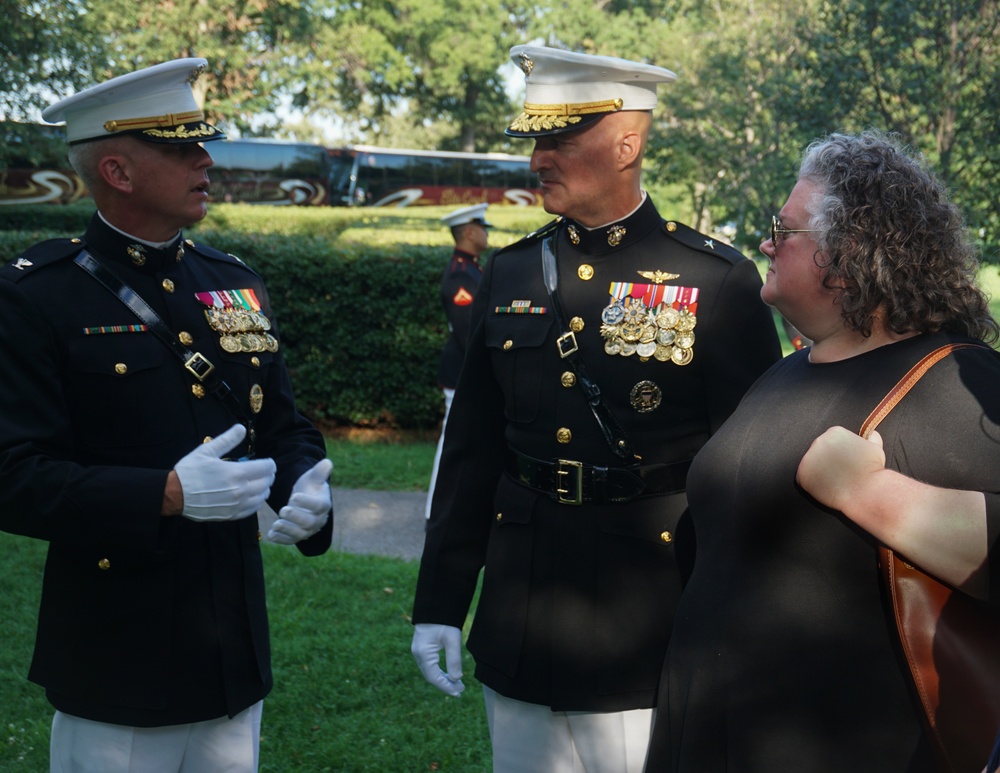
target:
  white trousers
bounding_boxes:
[483,686,653,773]
[425,387,455,520]
[50,701,262,773]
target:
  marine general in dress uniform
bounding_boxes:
[410,45,783,773]
[0,59,333,772]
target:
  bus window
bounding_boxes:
[343,146,541,207]
[206,139,333,205]
[328,151,360,205]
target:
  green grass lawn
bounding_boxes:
[0,529,489,772]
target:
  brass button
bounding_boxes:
[569,316,585,333]
[496,512,503,522]
[556,427,572,444]
[503,340,513,351]
[185,239,195,247]
[203,436,213,444]
[162,278,175,293]
[578,264,594,281]
[178,331,193,345]
[114,363,127,375]
[98,558,111,570]
[666,222,678,233]
[71,238,82,244]
[191,384,206,398]
[257,530,263,542]
[250,356,260,368]
[560,371,576,388]
[660,531,673,543]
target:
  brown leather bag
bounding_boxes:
[860,343,1000,773]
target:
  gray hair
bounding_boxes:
[797,130,996,342]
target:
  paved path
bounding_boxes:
[329,487,428,561]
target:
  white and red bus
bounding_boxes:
[1,126,542,208]
[327,144,541,207]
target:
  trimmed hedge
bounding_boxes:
[198,229,449,428]
[1,203,553,429]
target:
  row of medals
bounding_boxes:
[600,300,696,365]
[204,307,280,354]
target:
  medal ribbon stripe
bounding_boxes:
[608,282,700,311]
[495,306,548,314]
[82,324,148,335]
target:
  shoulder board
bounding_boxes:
[492,217,562,258]
[662,220,746,264]
[0,238,84,281]
[183,239,261,275]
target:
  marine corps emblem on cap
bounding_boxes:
[41,58,226,146]
[505,45,677,138]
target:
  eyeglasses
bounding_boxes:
[770,215,820,249]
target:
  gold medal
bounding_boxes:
[671,347,694,366]
[675,331,695,349]
[220,335,241,353]
[636,341,657,359]
[676,310,697,331]
[621,324,643,343]
[656,308,681,329]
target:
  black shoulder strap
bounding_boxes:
[541,235,639,462]
[74,250,257,455]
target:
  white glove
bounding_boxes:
[267,459,333,544]
[411,623,465,697]
[174,424,276,522]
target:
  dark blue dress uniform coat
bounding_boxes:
[413,197,782,712]
[437,249,483,389]
[0,215,332,727]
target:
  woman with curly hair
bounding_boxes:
[643,130,1000,772]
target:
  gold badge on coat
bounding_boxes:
[249,384,264,414]
[630,380,663,413]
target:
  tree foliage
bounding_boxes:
[803,0,1000,256]
[296,0,531,151]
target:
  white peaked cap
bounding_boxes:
[42,58,225,145]
[441,203,492,228]
[506,45,676,137]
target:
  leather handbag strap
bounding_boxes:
[74,249,257,455]
[860,343,983,439]
[541,235,639,462]
[859,340,994,773]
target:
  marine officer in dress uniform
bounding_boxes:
[411,46,782,772]
[425,203,492,521]
[0,59,333,772]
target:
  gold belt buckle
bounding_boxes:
[556,331,578,358]
[556,459,583,505]
[184,351,215,382]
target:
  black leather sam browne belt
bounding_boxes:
[507,450,692,505]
